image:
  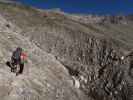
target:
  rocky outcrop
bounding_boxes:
[55,37,129,100]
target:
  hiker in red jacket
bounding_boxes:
[11,47,27,76]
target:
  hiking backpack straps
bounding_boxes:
[12,48,22,60]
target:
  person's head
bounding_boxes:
[16,47,22,52]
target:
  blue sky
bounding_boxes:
[16,0,133,15]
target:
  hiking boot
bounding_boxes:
[16,72,19,76]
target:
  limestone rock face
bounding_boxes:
[0,2,133,100]
[0,12,87,100]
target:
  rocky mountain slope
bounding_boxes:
[0,2,133,100]
[0,3,87,100]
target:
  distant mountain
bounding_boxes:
[0,0,18,3]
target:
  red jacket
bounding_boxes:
[20,52,27,61]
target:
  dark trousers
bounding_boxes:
[11,58,18,72]
[19,63,24,74]
[11,58,24,74]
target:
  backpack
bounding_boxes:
[12,48,22,60]
[20,52,27,64]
